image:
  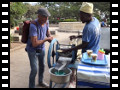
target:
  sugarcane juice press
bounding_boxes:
[47,39,77,88]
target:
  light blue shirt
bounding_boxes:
[82,17,101,54]
[101,21,105,27]
[26,19,49,52]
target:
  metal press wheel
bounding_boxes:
[47,39,59,68]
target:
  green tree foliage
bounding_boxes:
[10,2,110,26]
[24,3,44,20]
[10,2,27,28]
[37,2,110,23]
[93,2,110,13]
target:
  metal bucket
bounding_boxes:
[49,67,72,84]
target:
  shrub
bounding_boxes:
[10,34,13,43]
[58,19,77,22]
[10,19,25,28]
[10,34,13,48]
[10,21,15,28]
[62,19,77,22]
[49,19,77,24]
[14,20,19,26]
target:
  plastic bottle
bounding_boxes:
[97,49,105,60]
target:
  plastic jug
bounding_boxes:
[97,49,105,60]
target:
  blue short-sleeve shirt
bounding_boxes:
[101,21,105,27]
[82,17,101,54]
[26,19,49,52]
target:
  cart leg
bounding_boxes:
[49,80,52,88]
[62,83,67,88]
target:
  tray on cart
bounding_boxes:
[81,52,108,66]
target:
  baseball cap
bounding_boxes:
[80,2,93,14]
[36,8,51,17]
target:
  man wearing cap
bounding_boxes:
[62,2,101,87]
[26,8,53,88]
[63,2,101,54]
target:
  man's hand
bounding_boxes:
[45,36,53,43]
[69,35,82,40]
[61,49,72,53]
[69,35,76,40]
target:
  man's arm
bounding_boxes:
[70,41,88,51]
[62,41,89,52]
[46,29,53,43]
[31,36,53,48]
[70,35,82,40]
[77,35,82,38]
[46,29,51,37]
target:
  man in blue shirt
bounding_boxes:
[101,19,107,27]
[62,2,101,87]
[101,21,105,27]
[26,8,53,88]
[63,2,101,54]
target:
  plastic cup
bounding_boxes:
[57,50,63,52]
[86,50,93,57]
[91,54,98,62]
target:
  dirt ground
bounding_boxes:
[11,42,24,49]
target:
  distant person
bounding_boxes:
[101,19,107,27]
[62,2,101,54]
[25,8,53,88]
